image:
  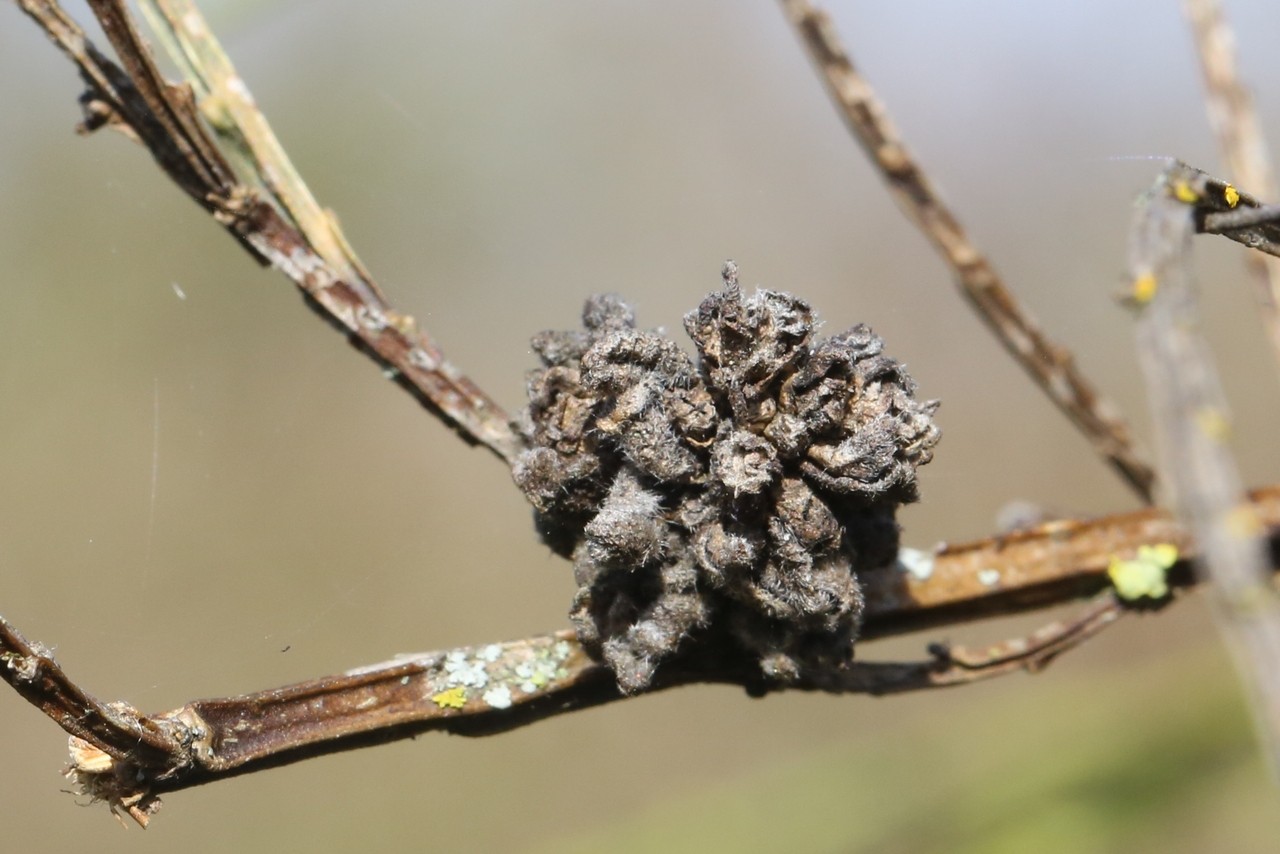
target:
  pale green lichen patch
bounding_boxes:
[425,637,576,714]
[514,658,555,692]
[509,640,573,694]
[1108,544,1178,601]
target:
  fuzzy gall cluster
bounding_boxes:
[513,266,939,693]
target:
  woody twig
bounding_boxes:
[6,488,1280,824]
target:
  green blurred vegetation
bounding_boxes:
[542,649,1277,854]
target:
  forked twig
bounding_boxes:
[777,0,1156,502]
[6,487,1280,823]
[137,0,379,301]
[17,0,521,462]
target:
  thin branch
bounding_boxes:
[1184,0,1280,369]
[0,621,184,770]
[13,0,246,237]
[1127,161,1280,779]
[16,0,522,462]
[1203,203,1280,233]
[777,0,1156,503]
[1166,163,1280,256]
[929,593,1123,674]
[783,592,1123,696]
[6,488,1280,823]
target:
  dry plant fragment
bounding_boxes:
[514,264,940,691]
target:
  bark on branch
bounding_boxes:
[5,488,1280,824]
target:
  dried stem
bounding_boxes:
[6,488,1280,823]
[16,0,521,462]
[1184,0,1280,369]
[0,621,184,770]
[777,0,1155,503]
[136,0,379,300]
[1127,161,1280,779]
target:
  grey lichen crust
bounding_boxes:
[513,265,940,693]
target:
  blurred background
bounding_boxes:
[2,0,1279,850]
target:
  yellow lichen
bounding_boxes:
[1108,544,1178,600]
[1223,184,1240,208]
[1130,272,1159,305]
[1172,181,1200,204]
[1194,406,1232,442]
[431,686,468,709]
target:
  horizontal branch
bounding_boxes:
[5,488,1279,824]
[862,487,1280,634]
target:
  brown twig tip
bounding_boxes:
[514,275,940,691]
